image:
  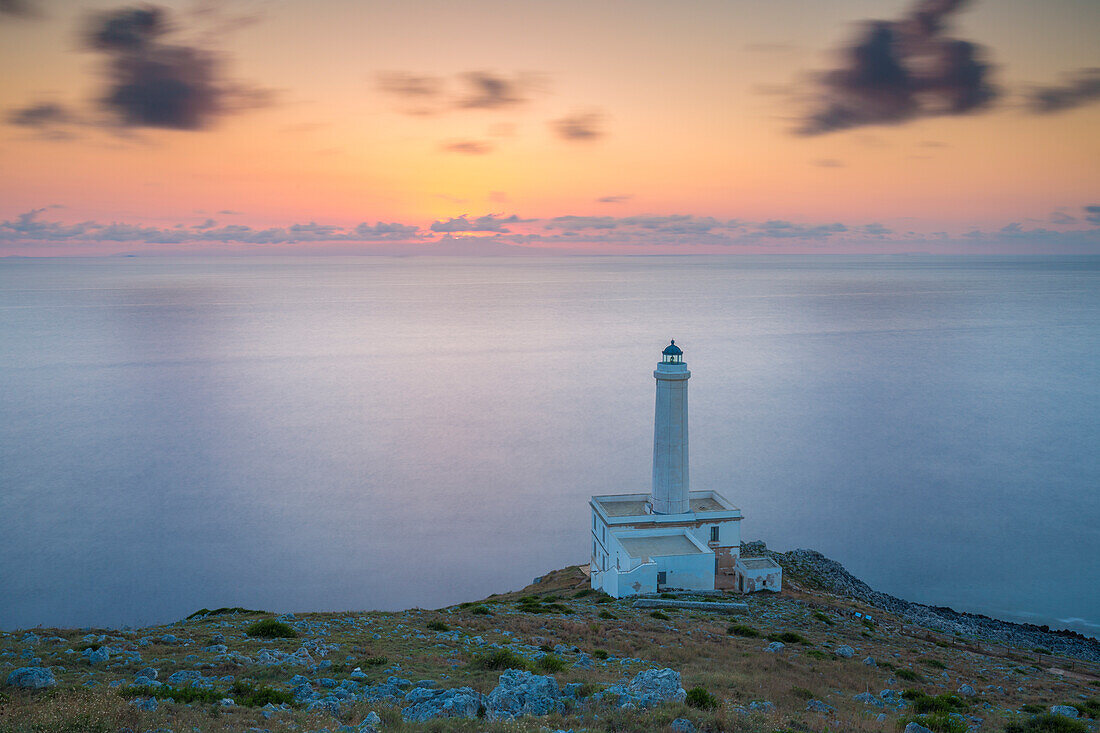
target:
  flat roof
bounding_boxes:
[593,493,740,519]
[689,497,724,512]
[620,535,707,558]
[740,557,780,570]
[600,500,649,517]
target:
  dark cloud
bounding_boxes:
[1086,206,1100,226]
[457,72,526,109]
[217,209,242,215]
[798,0,996,135]
[551,111,604,141]
[7,102,76,129]
[441,140,493,155]
[375,71,444,115]
[81,5,273,130]
[0,0,41,17]
[596,195,632,204]
[430,214,526,233]
[1028,68,1100,114]
[0,209,422,244]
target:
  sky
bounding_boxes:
[1,0,1098,255]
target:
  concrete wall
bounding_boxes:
[656,551,716,592]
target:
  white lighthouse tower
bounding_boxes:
[587,340,779,598]
[650,340,691,515]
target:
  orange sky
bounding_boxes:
[1,0,1098,254]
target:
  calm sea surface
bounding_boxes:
[1,255,1097,634]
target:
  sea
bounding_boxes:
[1,255,1097,635]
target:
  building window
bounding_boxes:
[710,526,720,542]
[592,540,596,558]
[657,571,667,585]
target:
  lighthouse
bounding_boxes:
[588,340,778,597]
[651,340,691,514]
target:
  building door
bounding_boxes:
[656,571,666,588]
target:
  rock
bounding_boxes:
[166,670,205,687]
[806,699,835,714]
[128,696,158,711]
[414,679,440,689]
[486,669,561,719]
[904,723,935,733]
[159,634,181,644]
[1050,705,1079,718]
[958,684,976,697]
[402,686,482,722]
[562,682,585,699]
[350,667,367,679]
[291,682,314,701]
[835,645,855,658]
[880,689,904,706]
[670,718,696,733]
[203,645,228,654]
[764,641,785,653]
[136,667,158,680]
[84,647,110,664]
[853,692,885,708]
[210,633,225,644]
[320,678,337,688]
[863,656,876,666]
[627,667,686,706]
[357,711,382,732]
[404,687,440,705]
[749,700,777,713]
[573,653,595,669]
[219,698,235,706]
[6,667,56,689]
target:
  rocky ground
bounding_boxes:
[2,547,1098,733]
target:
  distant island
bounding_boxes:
[3,543,1097,733]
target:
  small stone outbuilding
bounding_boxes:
[733,556,782,593]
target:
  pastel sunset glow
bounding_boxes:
[2,0,1098,255]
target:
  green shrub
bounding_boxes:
[806,649,829,660]
[649,611,670,621]
[362,656,387,666]
[727,624,759,638]
[790,687,815,700]
[245,619,298,639]
[118,684,221,705]
[470,606,491,616]
[592,649,609,660]
[229,680,297,707]
[685,686,719,709]
[896,669,922,681]
[1072,698,1100,719]
[1022,704,1045,714]
[766,631,807,645]
[427,620,450,632]
[899,712,967,733]
[595,595,614,604]
[573,588,595,598]
[537,655,567,672]
[902,690,966,714]
[923,658,947,669]
[469,650,530,671]
[598,610,616,620]
[812,611,834,625]
[1004,714,1088,733]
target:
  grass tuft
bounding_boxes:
[727,624,759,638]
[244,619,297,639]
[685,686,719,709]
[469,650,530,671]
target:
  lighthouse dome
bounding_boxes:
[662,340,683,356]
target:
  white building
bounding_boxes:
[589,341,778,597]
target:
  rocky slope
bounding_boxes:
[1,550,1097,733]
[745,542,1100,664]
